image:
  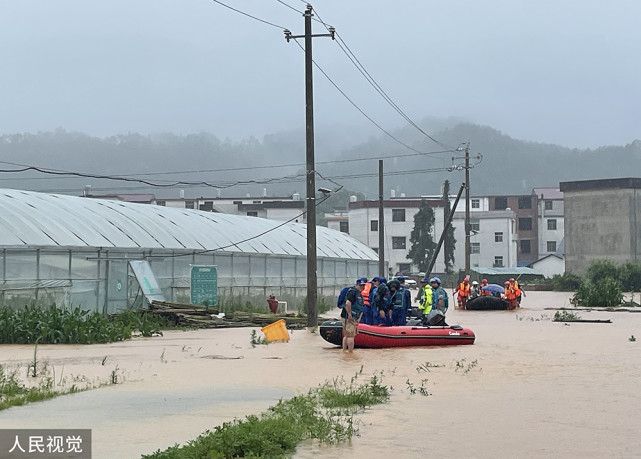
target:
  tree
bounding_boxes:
[407,200,437,272]
[442,180,457,273]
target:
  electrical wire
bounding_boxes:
[147,191,335,258]
[210,0,288,30]
[291,40,434,157]
[310,4,456,151]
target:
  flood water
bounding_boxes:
[1,292,640,458]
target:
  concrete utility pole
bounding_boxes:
[452,143,471,276]
[284,6,335,328]
[378,160,385,276]
[465,143,470,275]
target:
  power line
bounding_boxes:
[210,0,288,30]
[0,145,453,182]
[147,190,335,259]
[290,39,436,157]
[0,162,307,189]
[310,5,455,151]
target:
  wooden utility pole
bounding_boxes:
[284,6,335,328]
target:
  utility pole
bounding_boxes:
[452,143,471,276]
[284,6,335,329]
[378,160,385,276]
[465,143,470,275]
[426,182,465,275]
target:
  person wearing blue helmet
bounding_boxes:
[430,277,449,314]
[372,277,391,325]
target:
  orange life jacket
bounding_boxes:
[457,282,470,297]
[504,285,517,300]
[362,282,372,306]
[480,282,490,295]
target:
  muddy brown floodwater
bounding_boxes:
[1,292,640,459]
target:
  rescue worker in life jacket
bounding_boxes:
[360,278,373,324]
[509,277,525,305]
[480,278,490,296]
[503,280,518,310]
[455,277,471,310]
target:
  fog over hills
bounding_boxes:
[1,120,639,203]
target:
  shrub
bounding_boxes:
[550,272,582,291]
[572,277,623,307]
[618,262,641,291]
[584,260,620,285]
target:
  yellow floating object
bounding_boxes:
[261,319,290,342]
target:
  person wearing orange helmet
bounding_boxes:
[504,280,518,310]
[509,277,524,306]
[480,278,490,296]
[454,277,471,310]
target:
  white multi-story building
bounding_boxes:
[454,209,518,269]
[533,187,564,258]
[328,195,518,274]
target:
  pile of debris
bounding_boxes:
[148,301,307,329]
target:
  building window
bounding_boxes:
[470,219,480,232]
[392,237,406,249]
[545,200,553,210]
[547,241,557,252]
[185,201,195,209]
[472,199,480,209]
[519,217,532,231]
[495,232,503,242]
[392,209,406,222]
[547,219,557,230]
[494,256,504,267]
[494,197,507,210]
[371,220,378,232]
[518,196,532,209]
[253,200,261,204]
[247,211,258,217]
[233,200,242,204]
[471,242,480,254]
[156,200,166,206]
[398,263,411,275]
[339,221,349,233]
[520,239,531,254]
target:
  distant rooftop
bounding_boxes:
[560,178,641,192]
[533,187,563,199]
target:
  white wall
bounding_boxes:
[531,255,565,278]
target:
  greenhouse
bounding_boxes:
[0,189,380,313]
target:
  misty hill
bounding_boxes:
[0,123,639,200]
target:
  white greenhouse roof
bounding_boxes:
[0,189,378,260]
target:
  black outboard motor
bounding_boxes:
[423,309,448,326]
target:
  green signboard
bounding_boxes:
[190,265,218,306]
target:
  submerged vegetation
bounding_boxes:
[547,260,641,308]
[0,305,172,344]
[142,370,391,459]
[553,310,582,322]
[0,364,72,411]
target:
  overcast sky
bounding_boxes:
[1,0,639,149]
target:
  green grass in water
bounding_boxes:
[142,371,391,459]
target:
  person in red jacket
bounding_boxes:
[267,294,278,314]
[454,277,471,310]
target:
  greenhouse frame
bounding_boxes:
[0,189,380,313]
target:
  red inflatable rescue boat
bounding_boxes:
[319,320,475,348]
